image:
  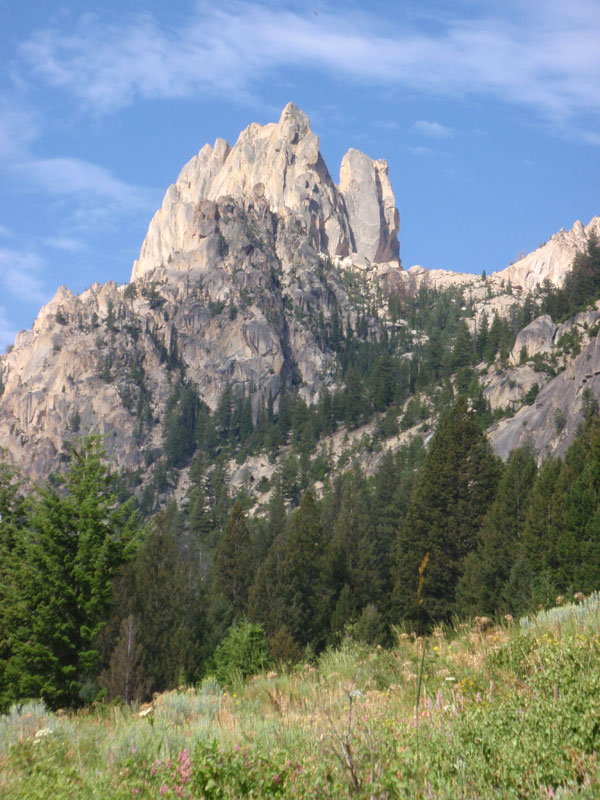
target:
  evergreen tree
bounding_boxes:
[326,467,380,635]
[452,320,474,369]
[119,510,205,694]
[508,457,563,612]
[3,437,140,708]
[0,459,27,710]
[391,398,501,629]
[212,501,253,618]
[249,490,328,651]
[456,447,537,616]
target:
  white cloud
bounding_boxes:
[0,100,38,160]
[0,306,18,352]
[413,120,453,138]
[15,157,154,214]
[16,1,600,139]
[0,248,49,304]
[43,236,87,252]
[408,145,448,158]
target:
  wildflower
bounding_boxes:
[574,592,585,603]
[139,705,153,718]
[34,728,52,740]
[504,614,513,624]
[555,595,564,605]
[159,786,169,795]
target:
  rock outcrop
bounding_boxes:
[509,315,557,365]
[494,217,600,291]
[489,328,600,461]
[338,149,399,264]
[132,103,401,282]
[0,102,598,484]
[0,104,403,481]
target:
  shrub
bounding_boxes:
[214,620,270,685]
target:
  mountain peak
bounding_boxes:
[277,102,311,140]
[131,105,401,281]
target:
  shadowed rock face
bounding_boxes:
[489,325,600,462]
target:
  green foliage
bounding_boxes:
[542,234,600,321]
[392,397,502,629]
[4,603,600,799]
[523,382,540,405]
[2,437,141,710]
[250,490,328,652]
[107,509,204,696]
[123,282,137,300]
[213,619,269,684]
[456,446,537,616]
[212,501,253,619]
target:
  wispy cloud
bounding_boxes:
[0,100,38,160]
[15,157,154,217]
[413,120,453,139]
[43,236,87,252]
[0,248,49,304]
[16,1,600,139]
[408,145,449,158]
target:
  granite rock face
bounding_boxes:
[338,148,400,264]
[509,315,557,365]
[489,329,600,462]
[0,105,403,480]
[0,103,598,482]
[494,217,600,291]
[132,103,401,282]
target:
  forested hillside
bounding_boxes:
[3,382,600,710]
[2,105,600,715]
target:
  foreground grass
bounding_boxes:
[2,597,600,798]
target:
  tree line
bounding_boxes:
[3,393,600,710]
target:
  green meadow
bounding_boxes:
[2,595,600,799]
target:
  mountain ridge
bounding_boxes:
[1,104,599,486]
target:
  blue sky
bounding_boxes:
[1,0,600,349]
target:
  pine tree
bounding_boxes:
[124,510,205,694]
[212,501,253,618]
[391,398,501,629]
[249,490,328,651]
[452,320,474,369]
[3,437,140,708]
[99,614,147,704]
[326,467,380,634]
[508,457,563,612]
[0,459,27,710]
[456,447,537,616]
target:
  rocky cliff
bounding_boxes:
[0,104,402,481]
[0,103,598,483]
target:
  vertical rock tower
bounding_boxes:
[132,102,400,280]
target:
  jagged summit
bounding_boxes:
[493,216,600,291]
[132,103,400,281]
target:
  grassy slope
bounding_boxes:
[2,597,600,799]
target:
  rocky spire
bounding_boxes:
[132,103,401,280]
[339,148,400,264]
